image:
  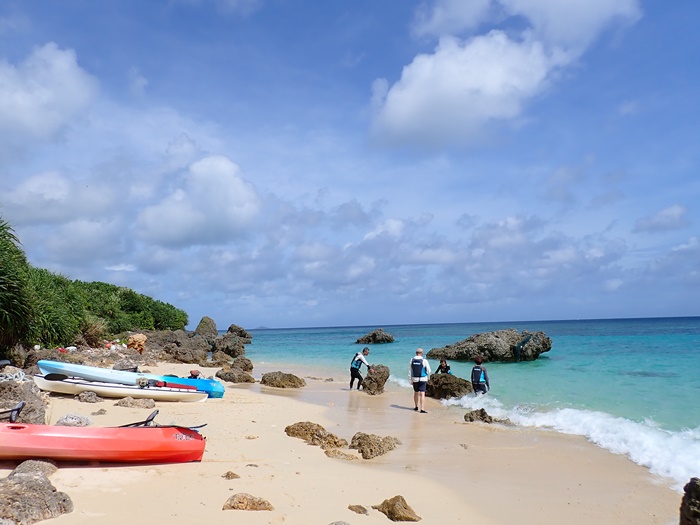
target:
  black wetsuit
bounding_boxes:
[350,352,370,390]
[471,365,490,395]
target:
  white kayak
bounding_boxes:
[33,375,208,403]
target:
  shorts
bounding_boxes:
[412,381,427,392]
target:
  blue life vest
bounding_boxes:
[411,357,426,378]
[351,353,363,369]
[471,365,485,384]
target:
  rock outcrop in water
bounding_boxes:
[426,329,551,362]
[355,328,394,344]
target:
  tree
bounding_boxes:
[0,218,33,353]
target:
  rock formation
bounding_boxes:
[681,477,700,525]
[260,371,306,388]
[0,460,73,524]
[284,421,348,450]
[222,493,274,511]
[362,364,390,395]
[194,316,219,344]
[426,329,551,362]
[350,432,401,459]
[372,495,421,522]
[426,373,473,399]
[216,368,255,384]
[356,328,395,344]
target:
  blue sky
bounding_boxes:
[1,0,698,329]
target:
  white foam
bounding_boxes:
[444,394,700,492]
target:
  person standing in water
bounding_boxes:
[471,355,490,395]
[409,348,431,413]
[350,347,373,390]
[435,358,452,374]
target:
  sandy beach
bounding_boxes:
[1,362,681,525]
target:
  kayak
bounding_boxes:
[36,360,225,398]
[0,406,205,463]
[34,375,208,402]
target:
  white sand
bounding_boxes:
[1,363,681,524]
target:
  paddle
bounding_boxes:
[0,401,25,423]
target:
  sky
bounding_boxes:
[0,0,698,330]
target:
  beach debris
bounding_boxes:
[222,471,241,480]
[245,435,258,439]
[55,414,91,427]
[114,396,156,409]
[0,381,46,424]
[680,477,700,525]
[127,333,147,355]
[372,495,421,522]
[285,421,349,449]
[426,329,551,362]
[362,364,390,395]
[325,449,358,461]
[356,328,395,344]
[329,522,351,525]
[78,391,103,403]
[261,371,306,388]
[349,432,401,460]
[0,459,73,524]
[222,493,274,511]
[426,373,473,399]
[91,408,107,416]
[348,504,369,514]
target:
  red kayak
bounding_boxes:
[0,405,205,463]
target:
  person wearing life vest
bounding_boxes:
[409,348,431,413]
[350,347,373,390]
[471,355,490,396]
[435,358,452,374]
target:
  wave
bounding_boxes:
[442,392,700,492]
[388,374,699,491]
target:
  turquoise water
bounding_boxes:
[241,317,700,490]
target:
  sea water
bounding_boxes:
[240,317,700,491]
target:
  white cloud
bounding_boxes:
[0,43,98,144]
[372,32,560,147]
[136,155,261,247]
[128,67,148,96]
[413,0,492,37]
[633,205,690,233]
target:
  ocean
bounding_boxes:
[241,317,700,491]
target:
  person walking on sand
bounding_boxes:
[350,347,374,390]
[471,355,490,396]
[409,348,431,413]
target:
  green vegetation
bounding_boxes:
[0,215,188,358]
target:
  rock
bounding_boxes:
[362,364,390,395]
[210,350,232,366]
[212,332,246,359]
[222,471,241,480]
[0,460,73,524]
[372,495,421,522]
[681,477,700,525]
[356,328,394,344]
[127,334,147,355]
[163,335,209,364]
[91,408,107,416]
[231,356,253,372]
[216,368,255,384]
[260,371,305,388]
[348,504,369,515]
[114,397,156,409]
[194,316,219,343]
[0,381,46,424]
[226,324,253,342]
[284,421,348,449]
[324,449,358,461]
[329,522,351,525]
[463,408,510,424]
[78,391,102,403]
[426,329,551,362]
[112,359,139,372]
[222,493,274,511]
[55,414,91,427]
[426,374,473,399]
[349,432,401,460]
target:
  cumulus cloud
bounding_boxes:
[0,43,98,145]
[372,32,560,146]
[136,155,261,247]
[372,0,642,147]
[633,205,690,233]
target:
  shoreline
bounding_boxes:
[2,362,681,524]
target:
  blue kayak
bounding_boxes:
[37,360,225,398]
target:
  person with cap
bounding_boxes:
[409,348,431,413]
[349,347,374,390]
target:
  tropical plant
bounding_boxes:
[0,218,33,354]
